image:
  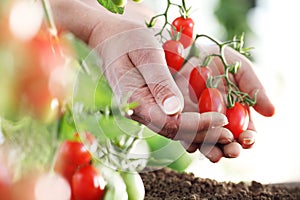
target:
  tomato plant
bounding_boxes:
[162,39,184,73]
[54,140,92,183]
[171,16,194,48]
[72,165,106,200]
[225,102,249,139]
[198,88,226,114]
[189,66,212,103]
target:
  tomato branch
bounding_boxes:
[192,34,257,108]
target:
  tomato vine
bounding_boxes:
[146,0,191,43]
[146,0,257,108]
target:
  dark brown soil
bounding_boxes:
[140,168,300,200]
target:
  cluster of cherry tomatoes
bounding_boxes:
[54,132,106,200]
[162,14,250,139]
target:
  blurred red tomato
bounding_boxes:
[15,28,74,120]
[72,165,105,200]
[54,140,92,184]
[0,157,13,200]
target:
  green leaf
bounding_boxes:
[0,117,56,178]
[97,0,125,14]
[184,41,200,65]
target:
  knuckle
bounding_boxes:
[158,115,180,139]
[150,80,171,102]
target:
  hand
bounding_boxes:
[49,0,274,163]
[50,0,232,149]
[87,13,233,145]
[174,45,275,162]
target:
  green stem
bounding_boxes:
[195,34,222,47]
[41,0,57,37]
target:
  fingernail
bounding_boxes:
[163,96,182,115]
[243,137,255,145]
[219,138,233,144]
[210,113,228,127]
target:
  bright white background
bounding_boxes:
[146,0,300,184]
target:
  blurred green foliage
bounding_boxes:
[214,0,256,41]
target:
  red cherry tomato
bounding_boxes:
[171,16,194,48]
[15,29,73,120]
[189,66,212,103]
[162,40,184,74]
[198,88,226,114]
[225,102,249,139]
[54,140,92,183]
[72,165,106,200]
[0,177,12,200]
[0,155,13,200]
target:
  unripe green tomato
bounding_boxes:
[121,172,145,200]
[98,165,128,200]
[132,0,143,3]
[111,0,127,7]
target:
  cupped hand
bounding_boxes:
[88,20,234,147]
[174,45,275,162]
[49,0,275,163]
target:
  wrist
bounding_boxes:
[48,0,106,43]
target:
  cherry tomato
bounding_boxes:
[198,88,226,114]
[171,17,194,48]
[162,40,184,74]
[225,102,249,139]
[189,66,212,103]
[72,165,106,200]
[15,29,73,120]
[0,155,12,200]
[0,175,12,200]
[54,140,92,183]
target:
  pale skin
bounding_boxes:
[49,0,275,163]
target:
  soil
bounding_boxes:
[140,168,300,200]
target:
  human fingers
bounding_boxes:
[198,141,241,163]
[224,47,275,117]
[237,107,256,149]
[94,25,184,116]
[198,144,224,163]
[131,99,228,141]
[190,142,241,163]
[129,48,184,115]
[238,130,256,149]
[174,112,232,144]
[222,142,242,158]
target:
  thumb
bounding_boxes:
[129,48,184,115]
